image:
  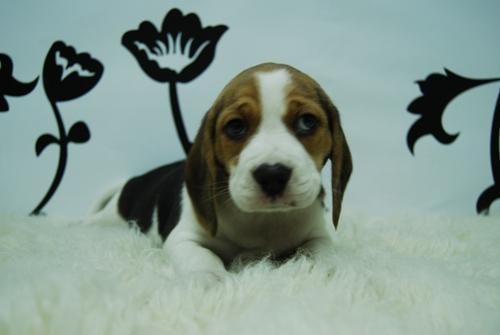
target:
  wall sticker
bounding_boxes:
[0,8,227,215]
[407,69,500,214]
[122,8,228,154]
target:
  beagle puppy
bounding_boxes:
[95,63,352,279]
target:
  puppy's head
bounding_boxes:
[186,63,352,235]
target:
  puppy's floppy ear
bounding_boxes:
[185,111,218,235]
[317,88,353,229]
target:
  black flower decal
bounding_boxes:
[122,8,228,154]
[31,41,103,215]
[407,69,500,215]
[122,8,227,83]
[0,53,38,112]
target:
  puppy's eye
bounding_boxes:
[294,114,319,135]
[224,119,248,140]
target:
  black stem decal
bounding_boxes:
[122,8,228,155]
[31,41,103,215]
[407,69,500,214]
[31,99,68,215]
[476,90,500,214]
[169,81,191,154]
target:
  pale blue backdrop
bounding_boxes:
[1,0,499,217]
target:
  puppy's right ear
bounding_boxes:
[185,112,219,236]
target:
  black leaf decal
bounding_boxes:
[35,133,59,156]
[0,54,39,112]
[67,121,91,144]
[407,69,500,154]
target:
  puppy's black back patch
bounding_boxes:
[118,160,185,240]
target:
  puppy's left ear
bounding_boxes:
[317,88,353,229]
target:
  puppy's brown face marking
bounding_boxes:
[214,79,260,170]
[283,94,332,170]
[213,64,332,175]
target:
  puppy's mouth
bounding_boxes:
[233,190,313,213]
[256,193,298,211]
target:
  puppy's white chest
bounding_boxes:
[211,200,326,260]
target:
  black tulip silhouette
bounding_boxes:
[31,41,103,215]
[122,8,228,154]
[407,69,500,214]
[0,53,38,112]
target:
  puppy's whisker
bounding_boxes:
[197,185,230,203]
[286,191,312,197]
[188,182,228,193]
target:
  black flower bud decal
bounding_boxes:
[0,54,38,112]
[43,42,103,102]
[31,41,103,215]
[122,8,228,154]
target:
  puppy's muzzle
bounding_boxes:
[252,163,292,198]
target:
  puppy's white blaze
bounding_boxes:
[228,68,321,212]
[255,68,291,125]
[253,68,293,159]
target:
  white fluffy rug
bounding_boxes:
[0,213,499,335]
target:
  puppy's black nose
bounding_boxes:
[252,163,292,198]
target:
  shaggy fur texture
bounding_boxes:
[0,213,499,334]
